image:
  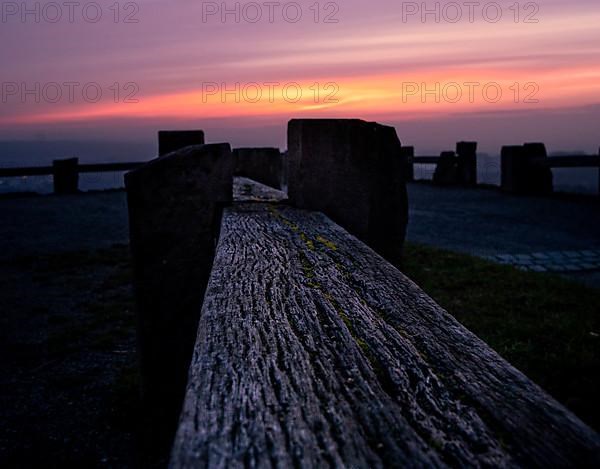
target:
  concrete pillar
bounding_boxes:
[287,119,408,264]
[400,146,415,182]
[53,157,79,194]
[233,147,283,189]
[456,141,477,185]
[432,151,458,185]
[158,130,205,156]
[124,143,232,463]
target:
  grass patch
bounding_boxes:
[38,245,135,356]
[402,242,600,432]
[2,244,130,275]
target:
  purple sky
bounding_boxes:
[1,0,599,155]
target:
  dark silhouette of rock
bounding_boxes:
[287,118,408,263]
[158,130,205,156]
[233,147,283,189]
[124,143,232,464]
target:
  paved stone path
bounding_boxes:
[407,183,600,286]
[485,250,600,272]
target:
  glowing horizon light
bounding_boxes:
[0,0,599,151]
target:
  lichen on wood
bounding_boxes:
[171,203,600,468]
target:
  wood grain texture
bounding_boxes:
[233,177,287,203]
[171,203,600,468]
[234,148,284,190]
[125,144,233,464]
[287,119,408,263]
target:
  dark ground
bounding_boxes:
[0,186,598,467]
[0,245,138,468]
[0,192,138,467]
[3,184,599,271]
[402,243,600,434]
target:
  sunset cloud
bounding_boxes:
[1,0,599,152]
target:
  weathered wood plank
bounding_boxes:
[233,176,287,203]
[412,156,440,164]
[77,162,144,172]
[234,148,284,190]
[287,119,408,264]
[125,143,233,463]
[171,203,600,468]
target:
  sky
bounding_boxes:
[1,0,599,155]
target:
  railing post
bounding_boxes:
[432,151,457,185]
[233,147,284,189]
[282,150,289,190]
[501,143,552,195]
[523,143,553,195]
[52,157,79,194]
[456,141,477,185]
[501,145,524,193]
[287,119,408,264]
[400,146,415,182]
[158,130,205,156]
[125,143,233,464]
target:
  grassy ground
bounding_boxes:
[1,241,598,468]
[0,245,140,468]
[402,242,600,432]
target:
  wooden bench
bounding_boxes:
[125,121,599,466]
[169,187,600,467]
